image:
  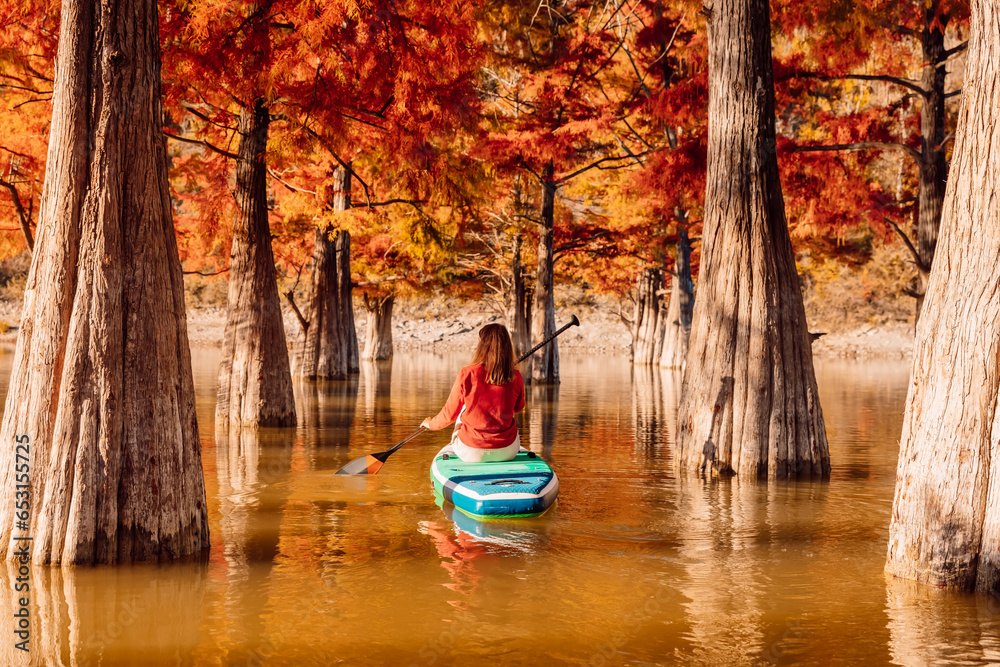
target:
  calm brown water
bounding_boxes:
[0,349,997,665]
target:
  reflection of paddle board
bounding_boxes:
[430,445,558,519]
[431,492,544,544]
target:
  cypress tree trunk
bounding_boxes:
[508,232,531,358]
[912,20,949,323]
[630,267,665,365]
[0,0,209,564]
[295,224,344,379]
[885,2,1000,591]
[337,230,359,373]
[216,99,296,427]
[661,228,694,369]
[362,294,394,361]
[531,162,559,383]
[293,166,354,380]
[675,0,830,479]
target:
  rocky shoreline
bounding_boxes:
[0,297,914,359]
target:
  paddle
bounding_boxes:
[335,314,581,475]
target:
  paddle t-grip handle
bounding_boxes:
[517,314,581,364]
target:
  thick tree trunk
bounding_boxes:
[674,0,830,479]
[362,293,394,361]
[507,232,531,358]
[531,162,559,384]
[0,0,209,564]
[885,3,1000,591]
[630,267,665,365]
[913,22,949,323]
[293,166,357,380]
[337,230,360,373]
[661,228,694,369]
[216,99,296,427]
[295,224,344,379]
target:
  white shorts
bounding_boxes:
[449,434,521,463]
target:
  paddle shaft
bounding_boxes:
[384,426,428,457]
[516,315,581,364]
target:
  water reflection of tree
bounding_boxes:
[296,377,360,471]
[631,366,683,461]
[215,427,294,663]
[362,360,393,428]
[527,385,559,455]
[813,360,909,482]
[0,561,206,664]
[886,577,1000,663]
[675,478,770,662]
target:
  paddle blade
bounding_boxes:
[335,454,386,475]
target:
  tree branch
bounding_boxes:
[944,41,968,58]
[163,132,239,160]
[555,151,652,185]
[884,217,929,274]
[787,141,924,165]
[181,103,238,132]
[182,266,230,276]
[303,126,376,207]
[0,82,52,95]
[284,290,309,333]
[267,168,316,195]
[790,72,929,98]
[0,179,34,251]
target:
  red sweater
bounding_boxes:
[426,364,525,449]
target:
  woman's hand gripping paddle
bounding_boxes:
[334,314,581,475]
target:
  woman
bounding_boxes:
[420,323,525,463]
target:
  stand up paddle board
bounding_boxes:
[430,445,558,519]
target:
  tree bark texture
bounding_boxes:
[216,99,296,427]
[885,2,1000,592]
[338,230,360,373]
[531,162,559,384]
[913,21,950,322]
[507,231,532,358]
[674,0,830,479]
[661,228,694,369]
[0,0,209,564]
[362,294,394,361]
[631,267,665,365]
[294,166,357,379]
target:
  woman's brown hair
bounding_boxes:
[473,323,516,385]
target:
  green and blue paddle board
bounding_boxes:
[430,446,559,519]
